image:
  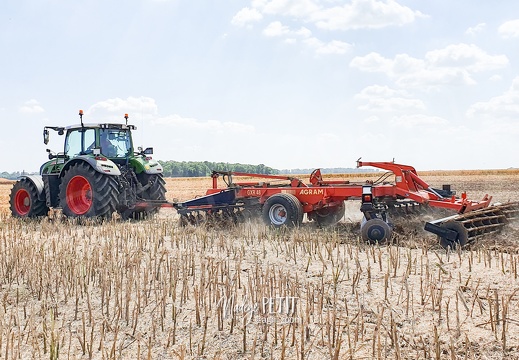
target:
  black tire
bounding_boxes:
[360,218,392,244]
[125,173,167,219]
[9,178,49,218]
[310,202,345,227]
[59,162,119,218]
[262,193,303,227]
[138,173,167,201]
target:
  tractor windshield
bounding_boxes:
[65,128,96,158]
[99,129,132,158]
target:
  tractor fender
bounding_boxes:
[18,175,46,202]
[59,156,121,177]
[130,157,163,175]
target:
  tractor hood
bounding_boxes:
[130,155,163,175]
[67,155,122,176]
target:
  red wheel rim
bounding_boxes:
[66,175,93,215]
[14,189,31,215]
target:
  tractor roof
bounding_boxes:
[63,123,137,130]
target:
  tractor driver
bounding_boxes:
[100,132,118,157]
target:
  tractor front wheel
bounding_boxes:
[9,178,48,218]
[140,173,167,201]
[124,173,167,219]
[59,162,119,218]
[262,193,303,227]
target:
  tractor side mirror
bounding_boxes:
[43,129,49,145]
[143,147,153,155]
[46,149,55,159]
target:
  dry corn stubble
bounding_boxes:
[0,172,518,359]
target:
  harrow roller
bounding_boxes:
[425,202,519,249]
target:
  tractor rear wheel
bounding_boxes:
[262,193,303,227]
[9,178,49,218]
[59,162,119,218]
[310,202,345,227]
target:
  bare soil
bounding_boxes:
[1,172,519,359]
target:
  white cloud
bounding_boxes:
[425,44,508,72]
[263,21,291,37]
[363,115,380,123]
[350,44,508,88]
[253,0,320,18]
[262,21,350,54]
[397,68,476,87]
[153,115,255,134]
[390,114,448,128]
[465,22,486,35]
[19,99,45,114]
[87,97,255,135]
[249,0,424,30]
[350,52,394,72]
[85,97,255,136]
[498,19,519,38]
[316,132,340,142]
[294,27,312,38]
[88,97,158,120]
[234,0,423,55]
[351,53,476,88]
[467,76,519,120]
[263,22,312,38]
[311,0,426,30]
[354,85,425,112]
[354,85,448,131]
[303,37,352,55]
[231,7,263,27]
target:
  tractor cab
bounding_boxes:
[42,111,154,164]
[62,124,134,160]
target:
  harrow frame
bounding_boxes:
[171,160,505,248]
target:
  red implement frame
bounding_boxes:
[205,161,491,214]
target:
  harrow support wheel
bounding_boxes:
[310,202,345,227]
[9,178,49,218]
[262,193,303,227]
[361,218,392,244]
[59,162,119,218]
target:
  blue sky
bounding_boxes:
[2,0,519,172]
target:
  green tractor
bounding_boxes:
[10,110,167,219]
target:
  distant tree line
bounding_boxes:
[158,161,279,177]
[1,165,379,180]
[0,171,36,180]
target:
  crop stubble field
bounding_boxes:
[1,171,519,359]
